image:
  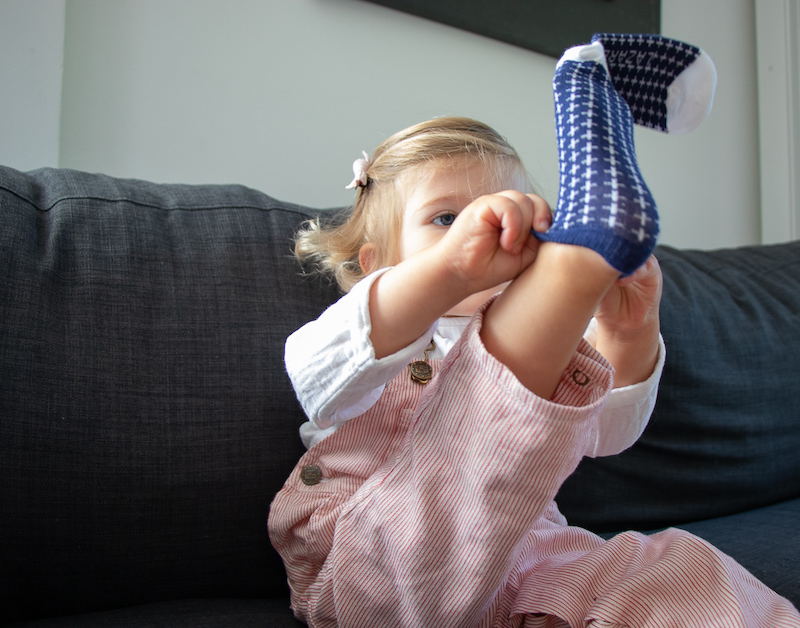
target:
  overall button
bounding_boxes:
[301,464,322,486]
[572,369,590,386]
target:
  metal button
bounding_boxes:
[572,369,590,386]
[300,464,322,486]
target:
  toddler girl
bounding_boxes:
[270,34,800,627]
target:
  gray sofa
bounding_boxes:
[1,165,798,626]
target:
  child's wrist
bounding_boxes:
[596,319,660,387]
[427,240,484,305]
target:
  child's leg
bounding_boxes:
[319,316,615,628]
[484,35,715,398]
[484,38,648,399]
[534,34,715,278]
[481,244,618,400]
[509,526,800,627]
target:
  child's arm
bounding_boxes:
[576,257,663,456]
[593,255,663,388]
[286,191,551,429]
[285,269,438,429]
[367,190,551,359]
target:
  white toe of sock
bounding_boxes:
[666,49,717,135]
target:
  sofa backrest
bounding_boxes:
[2,165,800,621]
[0,166,342,621]
[556,241,800,531]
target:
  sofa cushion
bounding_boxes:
[3,164,799,621]
[557,242,800,531]
[3,598,306,628]
[0,166,341,621]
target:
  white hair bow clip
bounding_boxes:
[345,151,371,190]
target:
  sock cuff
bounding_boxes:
[535,227,656,277]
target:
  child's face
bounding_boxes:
[397,157,526,316]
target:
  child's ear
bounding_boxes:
[359,243,378,274]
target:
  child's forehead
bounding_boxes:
[399,158,528,216]
[403,155,520,189]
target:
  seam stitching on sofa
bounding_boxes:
[0,184,316,216]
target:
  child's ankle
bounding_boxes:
[537,242,620,289]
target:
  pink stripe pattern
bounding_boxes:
[270,312,800,627]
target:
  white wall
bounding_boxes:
[639,0,762,248]
[2,0,767,249]
[58,0,557,210]
[0,0,65,170]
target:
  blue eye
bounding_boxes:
[432,213,457,227]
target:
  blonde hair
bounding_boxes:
[294,116,536,292]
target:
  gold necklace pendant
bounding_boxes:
[409,339,435,385]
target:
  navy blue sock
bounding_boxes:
[536,35,716,275]
[538,46,657,276]
[592,33,716,135]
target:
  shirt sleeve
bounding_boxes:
[584,318,666,457]
[284,268,437,430]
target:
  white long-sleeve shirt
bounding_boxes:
[285,268,665,454]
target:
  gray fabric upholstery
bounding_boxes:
[0,166,340,622]
[556,242,800,530]
[4,599,306,628]
[2,165,798,623]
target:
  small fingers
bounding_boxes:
[527,194,553,233]
[463,191,550,256]
[615,254,659,286]
[493,191,543,253]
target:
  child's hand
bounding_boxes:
[366,190,550,360]
[594,255,663,333]
[436,191,552,295]
[593,255,663,387]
